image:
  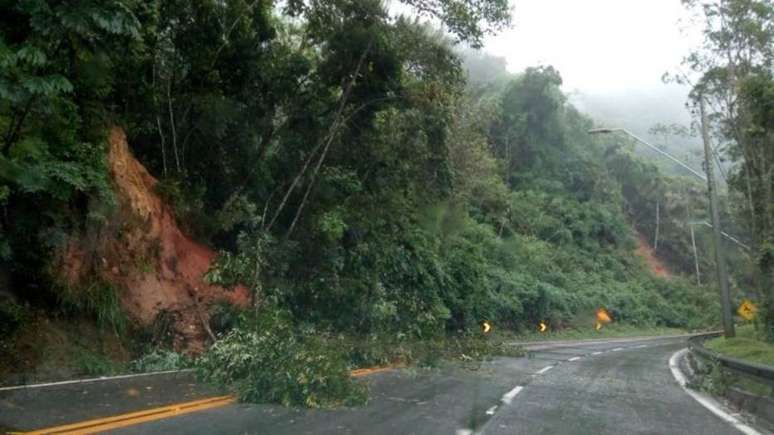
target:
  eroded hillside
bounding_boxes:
[57,128,249,353]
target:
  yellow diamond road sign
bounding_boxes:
[737,299,758,321]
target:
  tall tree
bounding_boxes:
[285,0,511,48]
[0,0,141,283]
[680,0,774,339]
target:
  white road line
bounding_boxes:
[611,347,624,352]
[591,351,603,355]
[456,429,474,435]
[633,344,648,349]
[669,348,761,435]
[501,386,524,404]
[0,369,192,392]
[568,356,582,361]
[536,365,554,375]
[486,405,498,415]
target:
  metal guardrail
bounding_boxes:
[688,333,774,385]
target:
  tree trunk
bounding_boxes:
[654,201,660,252]
[690,225,701,286]
[270,43,371,235]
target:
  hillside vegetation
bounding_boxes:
[0,0,735,404]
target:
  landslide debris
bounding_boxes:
[57,127,249,353]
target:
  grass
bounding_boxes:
[130,349,191,373]
[58,281,128,335]
[0,302,187,385]
[693,325,774,398]
[0,310,133,385]
[510,324,687,342]
[704,324,774,366]
[74,347,125,376]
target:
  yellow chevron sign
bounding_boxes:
[737,299,758,321]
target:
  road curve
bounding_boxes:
[0,335,756,434]
[109,336,750,434]
[482,337,741,434]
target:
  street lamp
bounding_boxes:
[589,128,748,251]
[589,124,736,338]
[588,128,707,180]
[688,221,750,251]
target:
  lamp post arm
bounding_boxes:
[617,129,707,181]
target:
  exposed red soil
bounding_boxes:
[635,234,671,278]
[57,127,249,353]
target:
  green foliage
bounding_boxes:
[495,66,566,176]
[0,0,133,301]
[735,73,774,341]
[696,361,732,396]
[208,300,245,336]
[1,0,732,404]
[287,0,510,48]
[196,307,367,408]
[206,230,269,296]
[193,26,719,343]
[678,0,773,341]
[693,333,773,398]
[0,298,29,337]
[130,349,190,373]
[74,347,121,376]
[154,178,209,237]
[58,281,127,335]
[704,325,774,366]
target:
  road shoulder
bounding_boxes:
[669,348,764,435]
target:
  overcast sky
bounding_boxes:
[482,0,703,93]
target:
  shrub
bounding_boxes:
[208,301,244,336]
[74,348,120,376]
[196,309,367,408]
[130,349,190,373]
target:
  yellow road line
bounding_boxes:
[16,395,235,434]
[16,366,396,434]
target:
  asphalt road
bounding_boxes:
[0,335,757,434]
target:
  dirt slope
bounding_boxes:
[58,127,249,353]
[635,234,671,278]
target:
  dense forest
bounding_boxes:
[1,0,771,406]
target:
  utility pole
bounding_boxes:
[589,124,743,337]
[588,125,746,338]
[690,224,701,286]
[699,97,735,338]
[654,201,660,252]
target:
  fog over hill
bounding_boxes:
[458,48,707,177]
[569,85,707,176]
[568,85,694,138]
